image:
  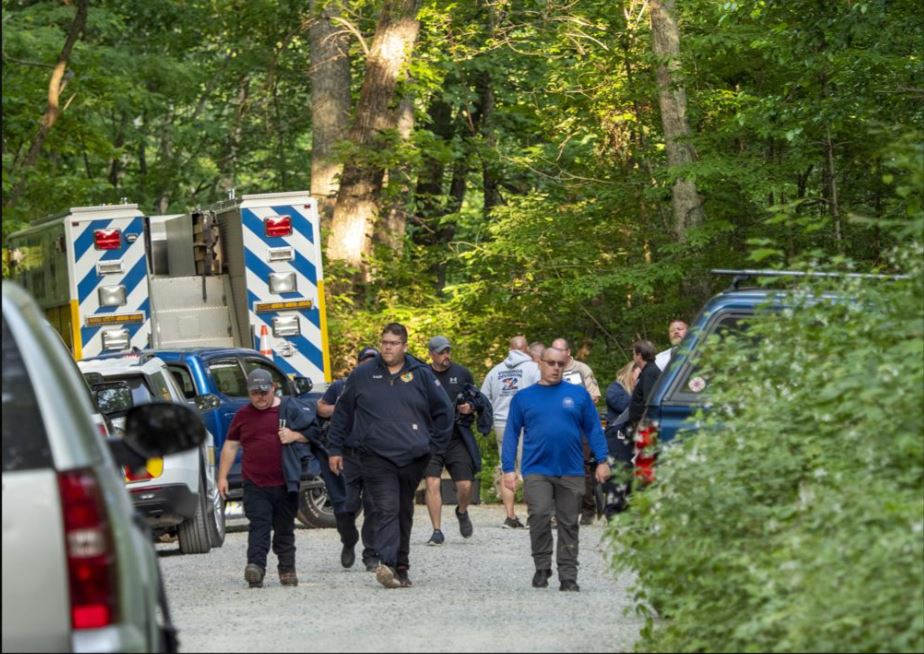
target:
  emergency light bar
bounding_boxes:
[93,229,121,250]
[264,216,292,238]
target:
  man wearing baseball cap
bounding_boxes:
[423,335,483,546]
[217,368,320,588]
[317,346,380,571]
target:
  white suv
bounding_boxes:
[78,356,225,554]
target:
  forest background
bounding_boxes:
[3,0,922,379]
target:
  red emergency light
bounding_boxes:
[93,229,121,250]
[264,215,292,238]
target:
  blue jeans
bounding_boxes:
[242,481,298,572]
[361,451,429,571]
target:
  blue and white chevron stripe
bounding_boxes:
[240,203,326,383]
[72,216,151,358]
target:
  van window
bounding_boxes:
[667,314,751,404]
[2,316,52,471]
[208,359,248,397]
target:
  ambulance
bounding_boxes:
[6,191,331,386]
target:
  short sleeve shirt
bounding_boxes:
[227,402,284,487]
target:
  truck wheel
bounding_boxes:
[207,485,226,548]
[296,480,336,529]
[178,475,213,554]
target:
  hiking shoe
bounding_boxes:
[427,529,445,546]
[503,516,526,529]
[532,569,552,588]
[341,544,356,569]
[455,507,473,538]
[559,579,580,592]
[279,569,298,587]
[375,564,402,589]
[364,558,380,572]
[396,569,413,588]
[244,564,264,589]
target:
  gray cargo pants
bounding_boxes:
[523,475,585,581]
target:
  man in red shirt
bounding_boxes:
[217,369,312,588]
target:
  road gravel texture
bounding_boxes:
[158,504,642,652]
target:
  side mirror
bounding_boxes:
[293,376,313,396]
[123,402,207,457]
[192,393,221,412]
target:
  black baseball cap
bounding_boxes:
[357,347,379,363]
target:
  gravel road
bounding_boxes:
[158,504,642,652]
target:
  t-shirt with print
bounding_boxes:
[227,402,284,487]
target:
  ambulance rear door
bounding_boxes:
[236,192,331,385]
[65,204,152,359]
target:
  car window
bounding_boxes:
[2,315,53,472]
[148,371,174,402]
[241,358,293,397]
[167,364,197,399]
[208,359,249,397]
[90,375,156,417]
[667,314,751,404]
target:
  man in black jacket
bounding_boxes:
[327,323,454,589]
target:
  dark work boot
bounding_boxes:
[335,512,358,568]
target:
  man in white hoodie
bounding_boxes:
[481,335,541,528]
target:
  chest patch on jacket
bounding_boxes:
[401,372,414,382]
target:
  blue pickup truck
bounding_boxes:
[150,347,335,529]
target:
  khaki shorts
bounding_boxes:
[494,422,524,475]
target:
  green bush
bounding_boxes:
[607,244,924,651]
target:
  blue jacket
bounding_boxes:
[452,383,493,474]
[328,354,455,467]
[279,397,346,512]
[503,381,608,477]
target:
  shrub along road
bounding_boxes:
[158,504,641,652]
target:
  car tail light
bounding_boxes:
[93,229,121,250]
[634,420,659,485]
[57,469,116,630]
[264,215,292,237]
[124,467,154,482]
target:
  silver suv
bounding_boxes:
[2,281,205,652]
[78,356,225,554]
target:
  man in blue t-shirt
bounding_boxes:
[502,346,610,592]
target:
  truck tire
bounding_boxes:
[178,475,212,554]
[207,487,226,548]
[296,480,336,529]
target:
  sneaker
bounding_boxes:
[455,507,474,538]
[375,564,402,589]
[279,569,299,587]
[559,579,580,592]
[503,516,526,529]
[426,529,445,546]
[341,544,356,569]
[364,558,380,572]
[244,564,264,589]
[532,569,552,588]
[396,569,413,588]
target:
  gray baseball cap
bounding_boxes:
[428,335,451,353]
[246,369,274,392]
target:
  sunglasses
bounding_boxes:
[541,360,566,368]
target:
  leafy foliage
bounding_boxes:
[606,141,924,651]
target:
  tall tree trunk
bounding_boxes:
[108,112,128,188]
[5,0,89,209]
[326,0,422,269]
[375,93,415,251]
[219,78,251,196]
[309,0,352,230]
[649,0,704,241]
